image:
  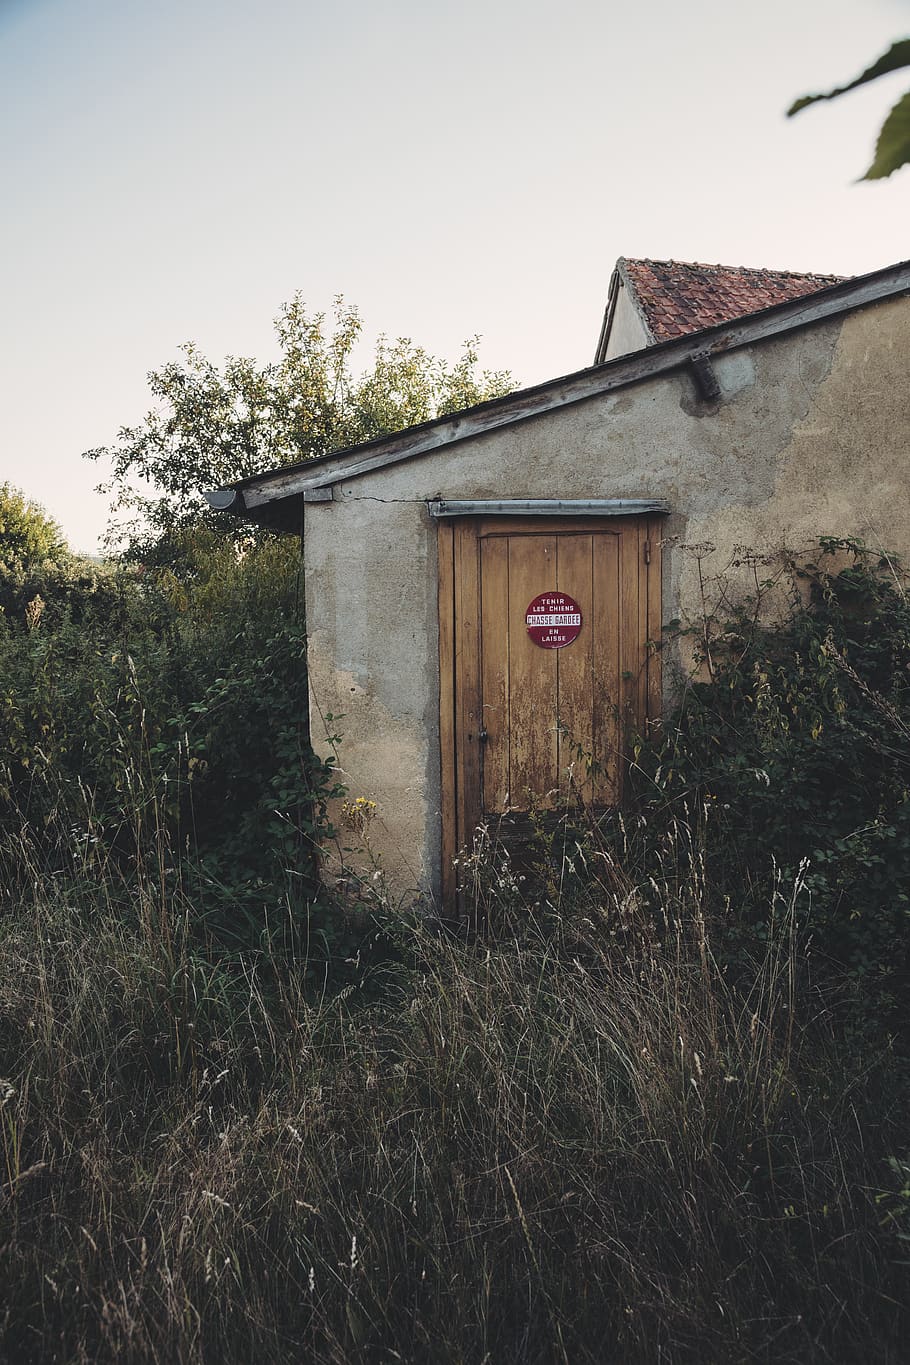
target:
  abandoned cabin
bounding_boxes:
[208,257,910,908]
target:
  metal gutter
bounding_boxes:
[205,488,244,513]
[427,498,671,518]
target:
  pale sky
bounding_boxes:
[2,0,909,552]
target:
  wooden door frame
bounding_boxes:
[437,513,663,912]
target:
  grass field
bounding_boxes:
[0,847,907,1365]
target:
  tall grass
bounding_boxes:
[2,541,910,1361]
[0,824,906,1363]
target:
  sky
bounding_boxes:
[2,0,909,553]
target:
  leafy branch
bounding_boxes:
[788,38,910,180]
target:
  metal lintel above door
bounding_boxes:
[427,498,671,519]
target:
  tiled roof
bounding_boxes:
[620,258,848,343]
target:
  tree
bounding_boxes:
[0,482,125,632]
[788,38,910,180]
[0,483,68,577]
[87,296,514,559]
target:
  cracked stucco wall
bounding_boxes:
[602,279,651,360]
[304,294,910,905]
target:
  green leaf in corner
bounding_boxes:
[787,39,910,116]
[862,89,910,179]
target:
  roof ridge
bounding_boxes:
[625,256,846,278]
[616,257,850,346]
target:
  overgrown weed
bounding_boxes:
[2,539,910,1360]
[0,837,907,1363]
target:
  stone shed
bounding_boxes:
[209,258,910,908]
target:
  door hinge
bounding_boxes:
[643,539,651,566]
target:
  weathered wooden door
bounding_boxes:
[438,515,661,906]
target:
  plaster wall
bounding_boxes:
[304,295,910,904]
[602,281,651,360]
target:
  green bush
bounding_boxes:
[633,541,910,1003]
[0,531,343,951]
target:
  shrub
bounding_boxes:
[0,532,342,951]
[632,541,910,1006]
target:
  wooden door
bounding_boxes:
[438,515,661,908]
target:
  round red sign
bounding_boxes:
[525,591,583,649]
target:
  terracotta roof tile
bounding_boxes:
[620,258,848,343]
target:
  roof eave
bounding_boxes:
[213,258,910,524]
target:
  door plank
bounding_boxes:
[555,533,595,806]
[619,521,641,740]
[646,516,663,731]
[592,530,622,803]
[437,522,456,908]
[508,534,559,809]
[453,520,483,860]
[635,519,649,732]
[480,535,511,814]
